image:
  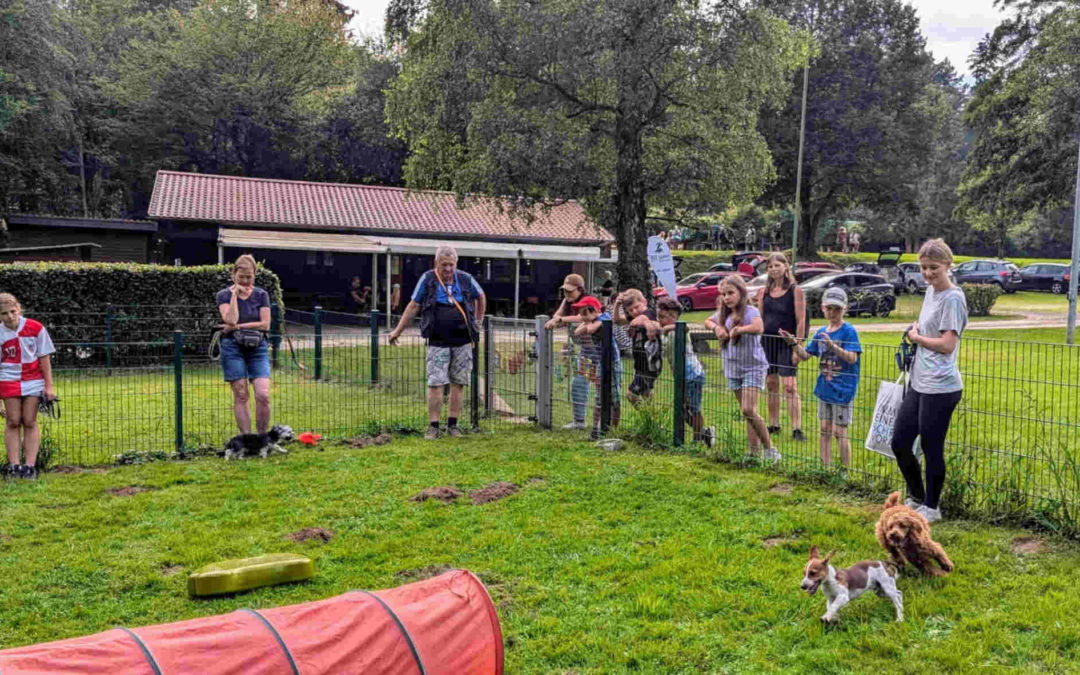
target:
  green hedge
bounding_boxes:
[961,283,1001,317]
[0,263,283,364]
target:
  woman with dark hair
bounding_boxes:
[756,252,806,442]
[217,254,272,442]
[545,274,590,429]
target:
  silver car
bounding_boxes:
[898,262,956,293]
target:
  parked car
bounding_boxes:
[1018,263,1072,294]
[951,259,1021,293]
[794,261,842,272]
[732,251,768,278]
[707,262,735,273]
[652,271,728,311]
[800,272,896,318]
[844,262,881,275]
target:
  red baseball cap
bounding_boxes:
[571,296,602,312]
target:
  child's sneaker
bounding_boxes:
[792,429,807,442]
[19,465,38,480]
[764,448,783,463]
[424,426,441,440]
[767,425,781,435]
[562,421,587,430]
[590,427,603,441]
[4,464,20,480]
[704,427,716,449]
[446,426,462,438]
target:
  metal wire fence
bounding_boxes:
[27,303,1080,533]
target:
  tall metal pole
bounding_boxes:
[792,62,809,263]
[1067,138,1080,345]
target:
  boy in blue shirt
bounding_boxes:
[656,297,714,447]
[573,295,622,439]
[781,287,861,469]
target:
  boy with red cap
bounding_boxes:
[572,295,621,439]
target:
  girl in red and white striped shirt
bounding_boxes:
[0,293,55,480]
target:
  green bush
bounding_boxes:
[961,283,1001,317]
[0,262,283,364]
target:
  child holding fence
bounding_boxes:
[616,289,664,404]
[656,297,714,447]
[0,293,56,480]
[573,296,621,439]
[704,276,778,462]
[782,287,861,469]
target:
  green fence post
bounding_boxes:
[314,305,323,381]
[483,316,493,418]
[471,334,480,430]
[600,319,613,434]
[174,330,183,453]
[105,304,113,375]
[673,322,686,447]
[370,310,380,385]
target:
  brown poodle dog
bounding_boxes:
[875,492,954,577]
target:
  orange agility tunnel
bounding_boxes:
[0,569,503,674]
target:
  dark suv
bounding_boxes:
[1018,263,1071,294]
[951,260,1021,293]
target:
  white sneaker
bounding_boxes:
[705,427,716,449]
[561,421,587,430]
[917,505,942,523]
[904,497,922,510]
[764,448,782,463]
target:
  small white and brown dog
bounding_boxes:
[801,546,904,624]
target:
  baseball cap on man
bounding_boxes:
[822,287,848,308]
[562,274,585,291]
[571,296,602,312]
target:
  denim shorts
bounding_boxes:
[727,370,766,392]
[684,376,705,414]
[220,337,271,382]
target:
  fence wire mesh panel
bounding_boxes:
[486,317,539,430]
[30,300,1080,532]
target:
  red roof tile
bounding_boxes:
[147,171,613,244]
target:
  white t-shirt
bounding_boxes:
[911,286,967,394]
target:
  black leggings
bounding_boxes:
[890,388,962,509]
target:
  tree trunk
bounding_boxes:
[613,116,650,297]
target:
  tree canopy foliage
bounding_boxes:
[958,0,1079,256]
[384,0,809,291]
[0,0,405,217]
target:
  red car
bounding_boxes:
[653,271,730,311]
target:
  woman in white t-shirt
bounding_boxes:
[890,239,968,523]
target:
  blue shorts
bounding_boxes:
[727,370,766,392]
[220,337,271,382]
[684,377,705,415]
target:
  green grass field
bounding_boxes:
[1,429,1077,671]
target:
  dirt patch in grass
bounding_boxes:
[108,486,154,497]
[769,483,793,495]
[396,564,455,581]
[410,486,462,503]
[52,466,108,475]
[762,537,794,548]
[287,527,334,543]
[0,533,11,543]
[344,434,392,449]
[160,564,184,576]
[470,481,520,505]
[528,477,546,485]
[1011,536,1047,555]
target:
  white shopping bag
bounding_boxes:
[864,375,906,458]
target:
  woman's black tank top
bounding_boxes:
[762,285,797,335]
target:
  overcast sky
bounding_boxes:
[341,0,1010,76]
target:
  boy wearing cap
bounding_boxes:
[780,287,861,469]
[573,295,622,439]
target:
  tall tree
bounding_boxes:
[755,0,936,255]
[384,0,808,292]
[108,0,356,211]
[957,0,1079,256]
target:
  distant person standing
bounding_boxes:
[838,225,848,253]
[850,230,861,253]
[744,225,755,251]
